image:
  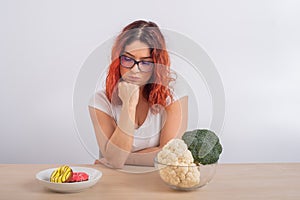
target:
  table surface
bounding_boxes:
[0,163,299,200]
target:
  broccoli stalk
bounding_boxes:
[182,129,223,165]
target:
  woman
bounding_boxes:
[89,20,188,168]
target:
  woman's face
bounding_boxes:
[120,40,154,86]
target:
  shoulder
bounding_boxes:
[89,90,114,116]
[167,74,190,105]
[89,90,109,105]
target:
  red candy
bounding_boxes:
[69,172,89,182]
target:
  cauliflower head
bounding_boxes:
[156,139,200,188]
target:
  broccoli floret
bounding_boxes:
[182,129,223,165]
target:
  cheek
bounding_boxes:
[120,67,129,77]
[147,73,153,81]
[142,73,153,83]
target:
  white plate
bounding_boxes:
[36,166,102,193]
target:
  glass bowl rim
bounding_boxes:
[153,156,218,167]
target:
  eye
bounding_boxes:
[141,61,154,66]
[125,56,132,61]
[122,56,133,62]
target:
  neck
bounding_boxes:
[138,86,148,104]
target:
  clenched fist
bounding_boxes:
[118,81,139,107]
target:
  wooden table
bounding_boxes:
[0,163,299,200]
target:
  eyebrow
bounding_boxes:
[124,51,152,60]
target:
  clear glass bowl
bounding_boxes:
[154,157,217,191]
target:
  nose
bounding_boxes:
[130,63,140,73]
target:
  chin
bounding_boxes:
[123,79,140,85]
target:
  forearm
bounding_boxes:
[103,103,136,168]
[134,146,161,153]
[103,128,133,168]
[125,149,160,166]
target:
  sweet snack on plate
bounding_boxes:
[50,165,89,183]
[50,165,73,183]
[69,172,89,182]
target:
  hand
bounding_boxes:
[118,81,139,107]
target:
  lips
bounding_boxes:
[127,76,141,82]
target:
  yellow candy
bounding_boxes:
[50,165,73,183]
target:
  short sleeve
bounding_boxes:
[88,90,114,117]
[166,74,189,105]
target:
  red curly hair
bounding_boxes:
[106,20,174,113]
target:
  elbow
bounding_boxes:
[101,141,131,169]
[105,157,126,169]
[99,154,126,169]
[97,154,127,169]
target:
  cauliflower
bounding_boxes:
[157,139,200,188]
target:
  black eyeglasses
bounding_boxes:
[120,55,154,72]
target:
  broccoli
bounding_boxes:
[182,129,223,165]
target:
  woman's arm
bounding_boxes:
[89,82,140,169]
[91,95,188,167]
[124,96,188,166]
[89,105,135,168]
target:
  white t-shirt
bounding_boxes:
[89,76,188,153]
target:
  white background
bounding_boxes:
[1,0,299,164]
